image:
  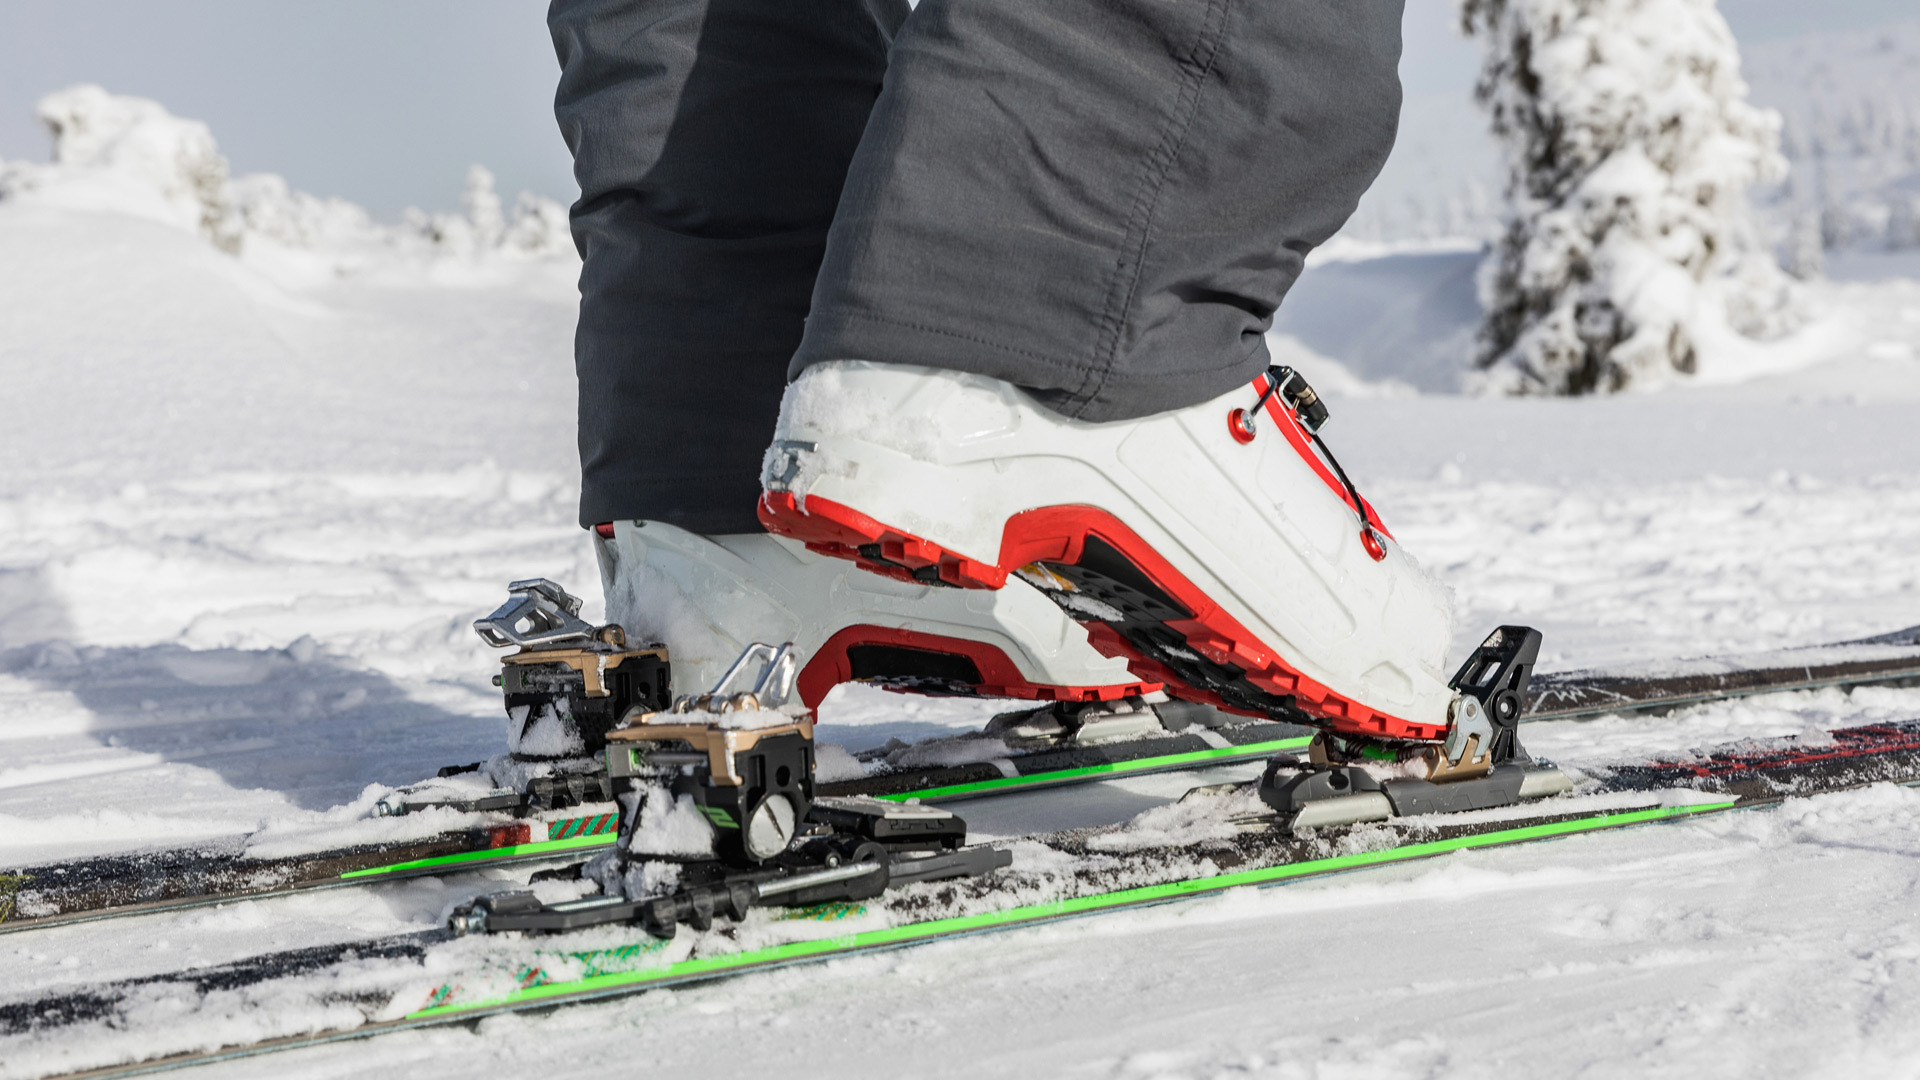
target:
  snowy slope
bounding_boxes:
[2,90,1919,1077]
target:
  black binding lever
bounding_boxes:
[1242,365,1331,434]
[1446,626,1543,763]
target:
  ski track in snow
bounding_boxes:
[5,106,1920,1078]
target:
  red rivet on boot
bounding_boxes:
[1227,408,1256,444]
[1360,527,1387,562]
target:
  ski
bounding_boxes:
[5,625,1916,937]
[1524,623,1920,720]
[8,716,1920,1080]
[0,815,619,936]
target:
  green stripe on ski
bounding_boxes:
[406,799,1733,1019]
[338,833,617,881]
[875,736,1314,802]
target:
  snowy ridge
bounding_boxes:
[0,86,574,285]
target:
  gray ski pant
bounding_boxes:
[551,0,1405,534]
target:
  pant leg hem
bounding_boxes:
[794,308,1272,422]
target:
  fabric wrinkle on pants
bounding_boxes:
[553,0,908,534]
[552,0,1404,531]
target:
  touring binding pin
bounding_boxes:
[1257,626,1571,832]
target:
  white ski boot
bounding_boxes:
[758,360,1492,767]
[591,520,1150,711]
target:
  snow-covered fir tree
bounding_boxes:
[1461,0,1802,394]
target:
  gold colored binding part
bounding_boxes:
[500,625,667,699]
[605,717,815,787]
[605,640,811,787]
[1419,736,1494,782]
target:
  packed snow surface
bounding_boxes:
[2,87,1919,1077]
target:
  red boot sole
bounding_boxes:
[760,492,1439,742]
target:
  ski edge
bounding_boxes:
[411,801,1733,1017]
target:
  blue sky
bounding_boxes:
[0,0,1912,219]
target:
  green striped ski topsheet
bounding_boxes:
[407,800,1733,1020]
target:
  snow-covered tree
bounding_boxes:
[1461,0,1802,394]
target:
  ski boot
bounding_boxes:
[449,642,1009,937]
[757,360,1561,818]
[592,519,1195,749]
[761,362,1456,735]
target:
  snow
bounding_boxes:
[620,784,715,861]
[811,742,868,784]
[2,81,1919,1078]
[506,702,586,757]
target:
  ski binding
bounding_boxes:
[1255,626,1571,831]
[449,642,1009,938]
